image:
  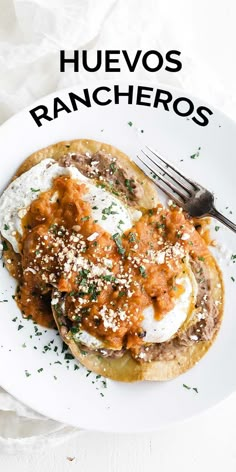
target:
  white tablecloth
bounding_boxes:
[0,0,236,461]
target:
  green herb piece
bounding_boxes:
[183,383,191,390]
[102,203,118,216]
[112,233,125,255]
[128,232,137,243]
[190,148,200,159]
[71,326,79,334]
[31,188,40,192]
[102,274,116,282]
[4,224,9,230]
[64,353,74,360]
[61,342,68,353]
[231,276,235,282]
[215,226,220,232]
[156,223,165,230]
[193,387,198,393]
[2,241,8,252]
[92,206,98,210]
[37,368,43,373]
[88,282,100,301]
[128,121,133,127]
[74,364,80,370]
[118,291,126,298]
[18,324,24,330]
[25,370,31,377]
[81,216,90,222]
[53,376,57,380]
[79,268,90,278]
[198,256,205,262]
[231,254,236,263]
[139,266,147,278]
[124,179,134,193]
[86,370,92,377]
[110,162,116,173]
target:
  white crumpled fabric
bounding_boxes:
[0,0,236,453]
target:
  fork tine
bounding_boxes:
[141,150,192,196]
[136,154,188,201]
[146,145,198,190]
[136,155,185,206]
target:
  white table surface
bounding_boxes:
[1,394,236,471]
[1,0,236,469]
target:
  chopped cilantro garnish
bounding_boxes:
[102,274,116,282]
[74,364,80,370]
[61,342,68,353]
[231,276,235,282]
[112,233,125,255]
[4,224,9,230]
[37,368,43,373]
[139,266,147,278]
[125,179,134,193]
[128,121,133,126]
[25,370,31,377]
[79,268,90,278]
[215,226,220,232]
[198,256,205,261]
[110,162,116,173]
[31,188,40,192]
[102,203,118,216]
[18,324,24,330]
[190,148,200,159]
[183,384,198,393]
[81,216,90,222]
[2,241,8,252]
[128,232,137,243]
[86,370,92,377]
[64,353,74,360]
[71,326,79,334]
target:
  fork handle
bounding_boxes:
[209,207,236,233]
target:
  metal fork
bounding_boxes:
[136,146,236,233]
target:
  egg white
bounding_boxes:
[141,270,198,343]
[0,158,141,253]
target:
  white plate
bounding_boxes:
[0,81,235,433]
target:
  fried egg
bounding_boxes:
[71,266,198,350]
[0,158,141,253]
